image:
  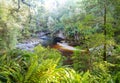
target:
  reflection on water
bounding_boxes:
[51,42,76,65]
[54,42,77,51]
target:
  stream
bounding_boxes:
[16,31,114,56]
[16,38,44,51]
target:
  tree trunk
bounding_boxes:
[103,0,107,61]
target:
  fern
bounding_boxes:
[24,55,38,83]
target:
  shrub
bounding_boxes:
[0,46,81,83]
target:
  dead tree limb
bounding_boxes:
[21,0,31,7]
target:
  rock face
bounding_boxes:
[16,30,66,51]
[89,45,114,56]
[16,38,43,51]
[16,36,64,51]
[54,30,65,39]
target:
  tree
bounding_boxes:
[80,0,115,61]
[0,0,30,50]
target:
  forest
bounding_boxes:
[0,0,120,83]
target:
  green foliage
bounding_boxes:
[80,71,93,83]
[72,47,120,83]
[72,48,95,72]
[86,33,104,47]
[114,72,120,83]
[27,59,81,83]
[25,46,81,83]
[24,55,38,83]
[91,61,114,83]
[0,0,30,50]
[0,49,30,83]
[0,46,82,83]
[34,45,62,63]
[0,0,120,83]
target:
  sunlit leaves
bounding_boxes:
[86,33,105,47]
[0,0,10,21]
[92,61,114,82]
[24,46,81,83]
[0,0,31,50]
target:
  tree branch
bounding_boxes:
[17,0,20,10]
[21,0,31,7]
